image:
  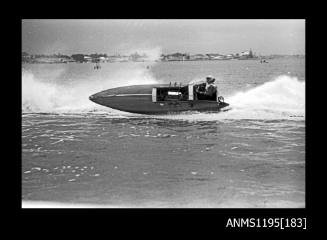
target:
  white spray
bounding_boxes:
[158,75,305,121]
[22,61,159,113]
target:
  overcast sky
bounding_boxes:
[22,19,305,55]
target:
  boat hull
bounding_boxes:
[89,84,229,114]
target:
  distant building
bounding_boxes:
[162,53,189,61]
[238,49,256,60]
[206,53,227,60]
[240,51,250,56]
[107,55,122,62]
[84,56,92,62]
[99,56,107,62]
[189,54,209,61]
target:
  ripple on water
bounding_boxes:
[23,164,101,183]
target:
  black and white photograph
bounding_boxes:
[22,19,305,208]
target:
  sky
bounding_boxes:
[22,19,305,55]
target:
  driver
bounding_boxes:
[204,76,217,98]
[191,75,217,100]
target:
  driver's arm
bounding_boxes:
[206,85,217,96]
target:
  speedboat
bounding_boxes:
[89,82,229,114]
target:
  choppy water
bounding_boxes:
[22,58,305,208]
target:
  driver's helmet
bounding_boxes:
[206,75,215,84]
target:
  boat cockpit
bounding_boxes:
[152,82,222,103]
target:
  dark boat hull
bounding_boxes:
[89,84,229,114]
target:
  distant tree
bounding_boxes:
[171,52,183,57]
[71,54,86,62]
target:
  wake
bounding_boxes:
[158,75,305,121]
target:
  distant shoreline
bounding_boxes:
[22,55,304,64]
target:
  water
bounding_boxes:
[22,58,305,208]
